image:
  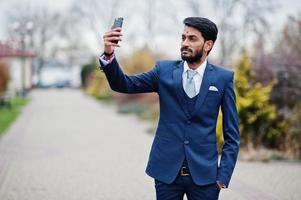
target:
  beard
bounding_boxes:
[181,45,204,63]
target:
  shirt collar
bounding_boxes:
[183,59,207,75]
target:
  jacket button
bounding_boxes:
[184,140,190,145]
[187,120,191,124]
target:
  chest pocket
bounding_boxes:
[204,90,222,110]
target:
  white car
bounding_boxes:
[39,66,71,88]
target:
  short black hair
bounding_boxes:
[183,17,218,43]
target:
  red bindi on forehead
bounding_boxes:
[183,27,199,35]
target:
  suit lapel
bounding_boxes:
[191,63,214,117]
[172,61,190,117]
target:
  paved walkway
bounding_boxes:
[0,89,300,200]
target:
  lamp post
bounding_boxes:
[12,20,34,96]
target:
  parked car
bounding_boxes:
[38,66,71,88]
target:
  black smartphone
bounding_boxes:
[111,17,123,44]
[112,17,123,29]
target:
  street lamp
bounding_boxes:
[12,20,34,96]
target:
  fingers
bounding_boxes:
[104,37,122,47]
[104,41,120,47]
[103,28,123,47]
[103,28,122,39]
[103,30,123,38]
[107,37,122,42]
[110,27,122,32]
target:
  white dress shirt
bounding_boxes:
[99,54,115,66]
[182,60,207,96]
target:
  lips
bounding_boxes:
[181,50,192,55]
[181,47,192,53]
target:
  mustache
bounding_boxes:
[181,47,193,52]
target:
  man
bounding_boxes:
[99,17,240,200]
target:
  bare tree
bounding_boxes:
[6,4,84,71]
[177,0,240,65]
[139,0,172,51]
[184,0,204,16]
[271,13,301,110]
[70,0,133,50]
[175,0,279,65]
[211,0,242,65]
[144,0,157,49]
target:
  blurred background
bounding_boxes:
[0,0,301,159]
[0,0,301,198]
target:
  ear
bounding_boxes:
[204,40,214,52]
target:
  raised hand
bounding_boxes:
[102,27,123,55]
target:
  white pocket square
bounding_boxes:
[209,86,218,91]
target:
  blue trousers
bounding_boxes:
[154,174,220,200]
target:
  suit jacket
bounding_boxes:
[100,57,240,187]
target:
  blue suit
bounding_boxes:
[101,57,240,188]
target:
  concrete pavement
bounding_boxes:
[0,89,154,200]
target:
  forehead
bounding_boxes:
[182,26,202,37]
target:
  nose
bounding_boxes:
[182,38,189,46]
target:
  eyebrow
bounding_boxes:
[182,34,198,38]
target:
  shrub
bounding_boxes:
[0,60,10,94]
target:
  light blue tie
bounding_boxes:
[185,70,197,98]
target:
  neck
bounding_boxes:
[187,56,207,70]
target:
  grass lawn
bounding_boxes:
[0,96,29,136]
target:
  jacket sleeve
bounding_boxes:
[100,57,159,93]
[218,72,240,187]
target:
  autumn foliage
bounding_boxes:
[0,60,10,94]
